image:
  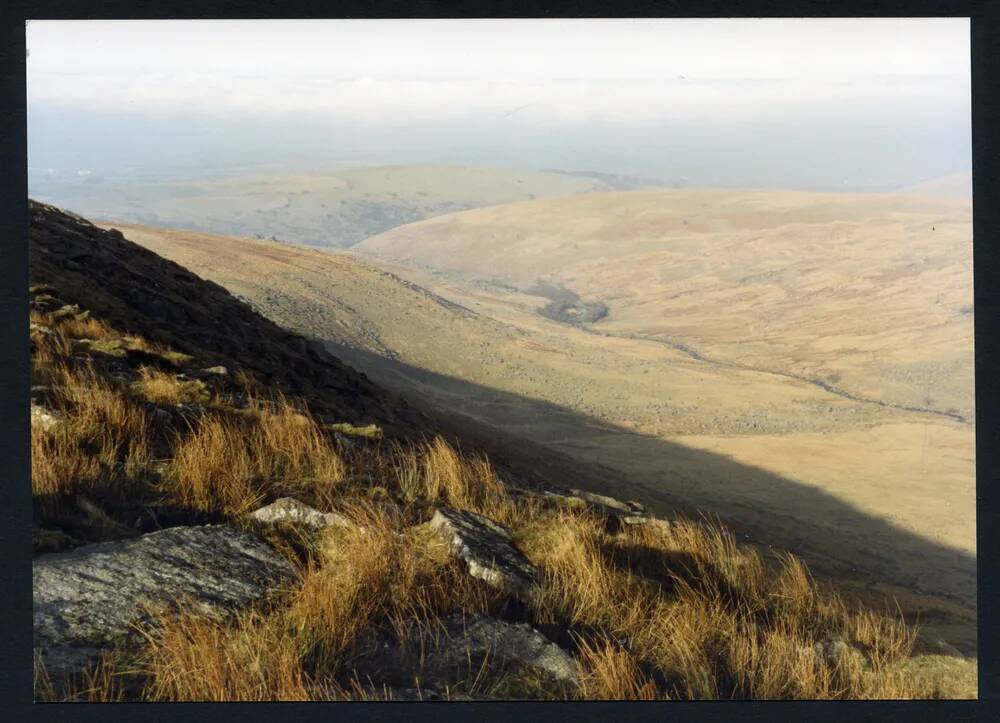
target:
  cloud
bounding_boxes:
[28,72,969,126]
[26,19,970,126]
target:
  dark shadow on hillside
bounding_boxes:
[321,341,977,655]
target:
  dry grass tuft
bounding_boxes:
[168,395,345,515]
[141,607,312,702]
[517,509,922,699]
[53,313,114,342]
[132,366,209,406]
[32,362,151,503]
[576,637,661,700]
[289,501,499,662]
[34,650,133,703]
[379,437,527,525]
[137,502,503,700]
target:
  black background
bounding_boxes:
[1,2,996,721]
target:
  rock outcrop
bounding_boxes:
[30,402,62,432]
[429,508,537,598]
[542,488,657,528]
[431,614,581,685]
[250,497,351,530]
[33,525,296,676]
[570,489,647,520]
[354,614,580,696]
[28,199,422,437]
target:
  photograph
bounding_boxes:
[26,17,976,701]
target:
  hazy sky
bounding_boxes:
[26,18,971,189]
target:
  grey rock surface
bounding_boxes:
[176,365,228,383]
[431,614,581,685]
[543,488,652,527]
[570,489,646,518]
[34,525,296,676]
[30,401,62,431]
[354,614,580,697]
[250,497,351,530]
[429,507,537,597]
[810,637,869,670]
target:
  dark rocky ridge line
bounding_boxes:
[29,200,611,496]
[28,199,425,437]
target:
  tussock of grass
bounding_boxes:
[288,502,500,657]
[576,638,662,700]
[138,502,503,701]
[32,362,151,504]
[518,510,924,699]
[141,607,313,702]
[131,367,209,406]
[378,437,529,525]
[168,395,345,515]
[34,650,132,703]
[53,313,114,343]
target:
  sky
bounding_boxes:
[26,18,971,190]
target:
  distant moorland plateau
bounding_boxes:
[103,180,975,653]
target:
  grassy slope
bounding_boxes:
[107,217,976,654]
[30,201,977,700]
[33,164,612,247]
[30,264,973,702]
[358,188,975,421]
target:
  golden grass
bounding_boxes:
[31,362,151,502]
[53,313,114,342]
[576,638,661,700]
[379,437,528,525]
[34,650,132,703]
[30,299,955,701]
[167,395,345,515]
[288,502,499,659]
[141,607,313,702]
[517,509,924,699]
[133,497,930,701]
[132,366,209,406]
[136,502,503,701]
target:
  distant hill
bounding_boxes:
[541,169,670,190]
[30,164,614,248]
[896,172,972,198]
[358,188,975,421]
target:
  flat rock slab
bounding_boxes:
[177,365,228,380]
[34,525,296,676]
[354,614,580,696]
[433,614,581,685]
[569,489,646,517]
[251,497,351,530]
[430,508,537,598]
[30,402,62,431]
[539,490,681,535]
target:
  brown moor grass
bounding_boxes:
[167,396,346,515]
[30,303,953,700]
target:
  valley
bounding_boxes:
[106,186,976,653]
[33,164,623,247]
